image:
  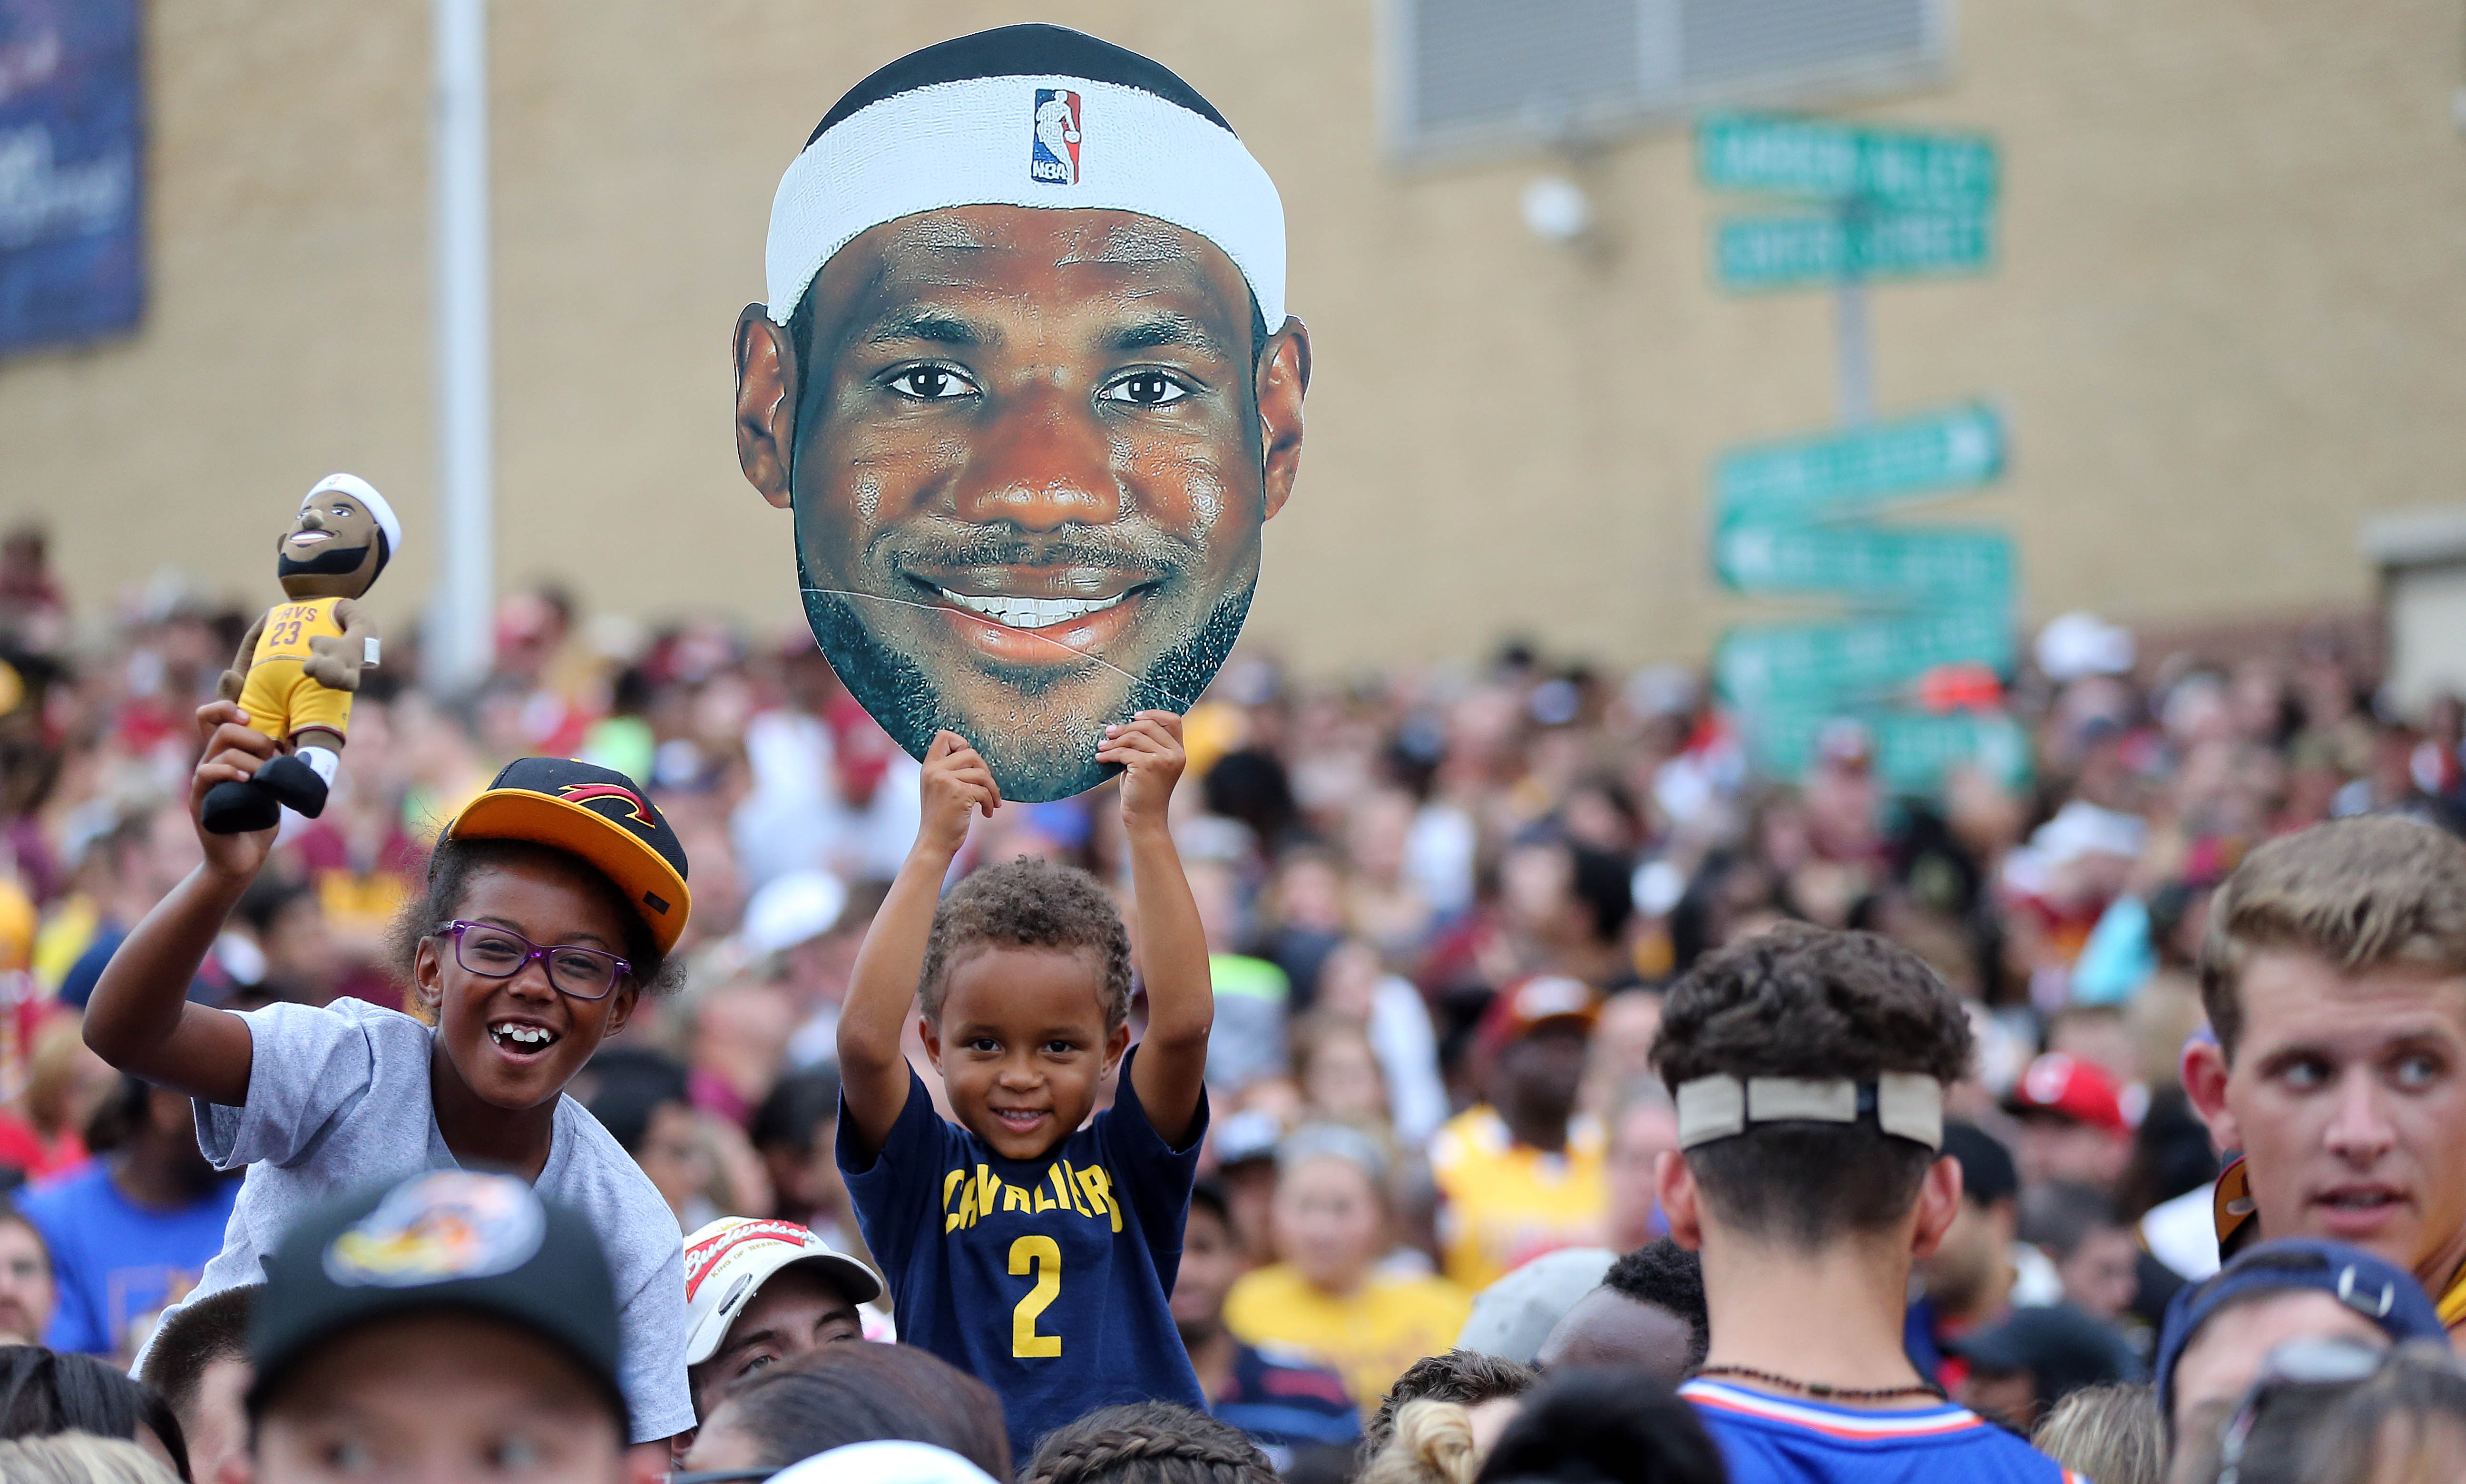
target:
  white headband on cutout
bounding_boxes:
[304,473,402,560]
[1674,1073,1945,1151]
[764,76,1286,330]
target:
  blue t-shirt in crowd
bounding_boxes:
[1682,1379,2085,1484]
[17,1162,240,1357]
[839,1049,1209,1460]
[1214,1339,1360,1470]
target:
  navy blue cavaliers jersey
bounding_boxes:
[840,1049,1209,1459]
[1682,1379,2088,1484]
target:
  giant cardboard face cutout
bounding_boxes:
[735,25,1308,801]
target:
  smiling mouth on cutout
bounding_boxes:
[891,561,1163,669]
[289,529,333,547]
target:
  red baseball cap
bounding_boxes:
[2004,1052,2129,1135]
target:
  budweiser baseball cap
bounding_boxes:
[683,1217,885,1366]
[1475,975,1602,1059]
[2004,1052,2130,1135]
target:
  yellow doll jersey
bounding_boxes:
[253,598,345,664]
[241,597,353,742]
[1429,1104,1609,1291]
[1222,1263,1472,1410]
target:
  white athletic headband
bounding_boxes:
[763,24,1286,332]
[303,473,401,561]
[1674,1073,1946,1151]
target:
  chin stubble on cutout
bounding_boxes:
[795,544,1254,801]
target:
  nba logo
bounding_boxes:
[1030,88,1081,185]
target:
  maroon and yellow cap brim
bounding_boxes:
[446,791,693,956]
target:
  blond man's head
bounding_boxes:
[2186,815,2466,1279]
[2200,816,2466,1061]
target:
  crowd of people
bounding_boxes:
[0,530,2459,1484]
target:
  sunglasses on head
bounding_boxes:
[2211,1338,2394,1484]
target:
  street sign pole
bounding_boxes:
[1835,274,1872,427]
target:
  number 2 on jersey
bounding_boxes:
[1009,1234,1062,1357]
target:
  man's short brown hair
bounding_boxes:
[2199,817,2466,1059]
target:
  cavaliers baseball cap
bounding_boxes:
[683,1217,885,1366]
[443,757,692,954]
[246,1170,626,1431]
[2003,1052,2130,1135]
[1475,975,1602,1059]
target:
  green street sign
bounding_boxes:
[1737,706,2030,791]
[1717,403,2005,526]
[1871,711,2031,791]
[1715,606,2012,708]
[1697,114,1998,211]
[1716,210,1993,291]
[1716,525,2012,596]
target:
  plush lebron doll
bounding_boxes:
[200,473,398,834]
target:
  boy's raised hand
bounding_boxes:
[188,702,280,879]
[915,730,999,861]
[1099,711,1186,832]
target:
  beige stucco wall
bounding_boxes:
[2,1,2459,669]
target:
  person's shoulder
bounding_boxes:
[1369,1269,1472,1317]
[16,1160,108,1217]
[1429,1105,1504,1169]
[1226,1262,1311,1310]
[1239,1342,1355,1411]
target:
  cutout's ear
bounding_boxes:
[1255,316,1310,521]
[735,304,800,511]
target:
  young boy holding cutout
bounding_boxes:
[838,716,1213,1460]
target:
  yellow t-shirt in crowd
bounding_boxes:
[1223,1263,1473,1411]
[1429,1104,1609,1291]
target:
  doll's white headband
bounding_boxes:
[1674,1073,1945,1151]
[304,473,402,560]
[764,74,1286,331]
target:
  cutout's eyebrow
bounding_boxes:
[1107,313,1227,359]
[861,309,987,348]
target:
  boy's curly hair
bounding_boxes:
[1653,922,1973,1248]
[1025,1401,1276,1484]
[920,856,1134,1028]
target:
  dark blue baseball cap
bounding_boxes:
[2153,1237,2447,1421]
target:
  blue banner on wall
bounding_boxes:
[0,0,141,356]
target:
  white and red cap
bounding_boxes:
[682,1217,885,1367]
[2005,1052,2130,1135]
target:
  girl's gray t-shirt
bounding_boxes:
[150,996,692,1443]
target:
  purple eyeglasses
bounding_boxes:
[438,920,631,1000]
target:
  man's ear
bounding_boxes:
[734,304,800,511]
[2182,1037,2241,1154]
[1655,1147,1703,1251]
[1255,317,1310,522]
[1910,1153,1966,1261]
